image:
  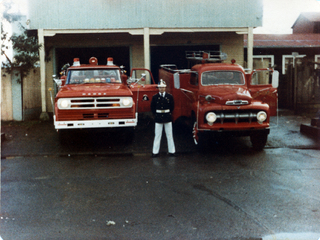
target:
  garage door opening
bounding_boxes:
[55,47,130,76]
[151,45,220,82]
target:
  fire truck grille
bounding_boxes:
[70,98,120,108]
[205,110,261,124]
[58,97,133,109]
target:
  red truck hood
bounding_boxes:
[56,83,133,98]
[201,86,252,104]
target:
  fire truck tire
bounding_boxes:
[58,129,68,144]
[122,127,134,143]
[196,132,205,147]
[250,132,268,151]
[193,122,208,149]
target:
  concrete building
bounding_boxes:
[24,0,263,118]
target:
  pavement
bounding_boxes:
[1,109,319,158]
[1,109,320,240]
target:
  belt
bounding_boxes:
[156,109,170,113]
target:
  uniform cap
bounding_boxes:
[158,79,167,88]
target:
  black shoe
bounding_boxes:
[152,153,159,158]
[168,153,176,157]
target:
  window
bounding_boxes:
[253,55,274,69]
[282,55,306,75]
[201,71,244,85]
[131,69,153,84]
[190,72,198,86]
[67,69,121,84]
[251,70,272,85]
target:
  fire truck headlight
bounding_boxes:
[206,112,217,125]
[58,99,70,109]
[122,98,132,107]
[257,111,267,123]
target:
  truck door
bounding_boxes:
[248,69,279,116]
[129,68,158,113]
[179,71,198,118]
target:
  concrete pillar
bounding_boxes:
[143,27,151,84]
[38,29,49,121]
[247,27,254,73]
[11,69,23,121]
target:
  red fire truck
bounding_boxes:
[155,51,279,150]
[51,57,145,141]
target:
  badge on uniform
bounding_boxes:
[142,94,149,101]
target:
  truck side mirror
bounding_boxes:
[53,75,63,88]
[126,77,133,85]
[141,73,146,82]
[272,70,279,88]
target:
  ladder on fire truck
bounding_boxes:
[186,51,227,62]
[160,51,227,72]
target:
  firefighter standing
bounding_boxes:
[151,79,176,157]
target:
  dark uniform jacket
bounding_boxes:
[151,92,174,123]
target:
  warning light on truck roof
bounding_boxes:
[107,57,114,66]
[73,58,80,66]
[89,57,98,65]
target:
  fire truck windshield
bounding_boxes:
[201,71,244,86]
[67,69,121,84]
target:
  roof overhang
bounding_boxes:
[42,28,252,37]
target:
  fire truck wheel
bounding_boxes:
[58,129,68,144]
[250,132,268,151]
[122,128,134,143]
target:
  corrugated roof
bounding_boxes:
[244,34,320,48]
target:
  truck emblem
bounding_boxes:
[142,95,149,101]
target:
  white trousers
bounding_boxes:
[152,122,176,154]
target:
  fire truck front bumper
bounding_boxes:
[199,127,270,137]
[54,114,137,130]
